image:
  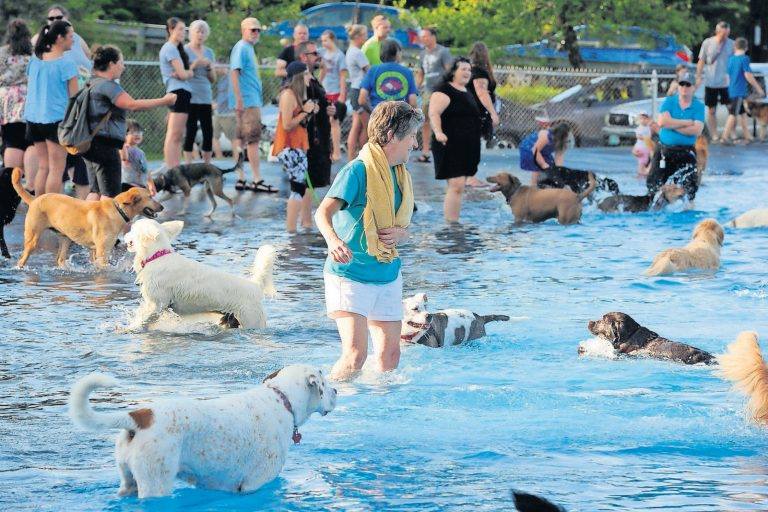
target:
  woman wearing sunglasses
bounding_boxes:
[43,5,91,74]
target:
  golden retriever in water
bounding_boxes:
[718,332,768,424]
[644,218,724,276]
[11,168,163,268]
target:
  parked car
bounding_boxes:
[498,75,652,147]
[506,25,692,68]
[603,64,768,144]
[266,2,421,49]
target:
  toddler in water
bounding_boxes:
[120,120,149,191]
[632,112,654,177]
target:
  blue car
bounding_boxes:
[266,2,421,49]
[506,25,692,68]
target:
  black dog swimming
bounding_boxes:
[148,152,244,216]
[0,167,22,258]
[596,184,686,213]
[538,165,620,197]
[586,312,716,365]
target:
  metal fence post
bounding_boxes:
[651,70,658,118]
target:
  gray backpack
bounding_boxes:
[58,79,112,155]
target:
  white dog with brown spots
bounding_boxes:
[68,364,336,498]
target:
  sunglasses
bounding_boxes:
[303,51,318,56]
[679,82,693,87]
[47,15,64,21]
[250,28,261,33]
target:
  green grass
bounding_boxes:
[496,84,564,105]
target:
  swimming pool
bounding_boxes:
[1,146,767,511]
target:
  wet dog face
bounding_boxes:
[486,173,522,199]
[692,218,724,247]
[117,187,164,219]
[264,364,337,417]
[587,312,641,347]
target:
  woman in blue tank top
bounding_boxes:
[518,122,570,186]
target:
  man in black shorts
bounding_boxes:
[695,21,734,142]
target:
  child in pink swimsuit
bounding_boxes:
[632,112,653,176]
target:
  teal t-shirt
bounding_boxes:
[324,159,402,284]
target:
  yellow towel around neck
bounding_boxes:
[357,142,414,263]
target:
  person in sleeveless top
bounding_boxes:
[183,20,216,164]
[272,62,316,233]
[428,57,482,222]
[518,121,570,187]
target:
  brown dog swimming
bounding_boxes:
[586,312,716,365]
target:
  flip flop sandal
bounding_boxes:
[235,179,247,191]
[249,180,278,193]
[415,154,431,163]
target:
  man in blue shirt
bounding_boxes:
[228,17,276,193]
[646,71,705,203]
[721,37,765,144]
[359,39,418,111]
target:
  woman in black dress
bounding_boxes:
[429,57,481,222]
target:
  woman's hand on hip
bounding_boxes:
[328,238,353,263]
[377,227,408,248]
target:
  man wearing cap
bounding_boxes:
[646,71,705,204]
[297,41,336,199]
[695,21,734,142]
[229,17,277,193]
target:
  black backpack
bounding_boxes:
[58,79,112,155]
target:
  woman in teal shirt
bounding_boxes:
[316,101,424,381]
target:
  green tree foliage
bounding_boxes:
[412,0,708,49]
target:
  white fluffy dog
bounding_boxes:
[645,218,724,276]
[69,364,336,498]
[125,218,276,329]
[727,208,768,229]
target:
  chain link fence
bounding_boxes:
[120,61,765,158]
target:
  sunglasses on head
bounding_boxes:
[47,15,64,21]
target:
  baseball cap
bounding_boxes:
[241,17,261,30]
[285,61,308,80]
[678,72,694,86]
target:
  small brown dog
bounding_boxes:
[11,168,163,268]
[644,218,724,276]
[745,100,768,141]
[719,331,768,423]
[486,172,593,225]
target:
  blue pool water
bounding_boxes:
[1,146,768,511]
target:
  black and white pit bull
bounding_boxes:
[582,312,716,365]
[401,293,510,348]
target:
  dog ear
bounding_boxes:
[306,373,321,389]
[119,189,144,207]
[262,368,281,383]
[161,221,184,241]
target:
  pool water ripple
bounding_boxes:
[1,147,768,510]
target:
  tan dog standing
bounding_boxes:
[11,168,163,268]
[645,218,724,276]
[486,172,593,225]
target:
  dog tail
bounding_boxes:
[644,254,674,276]
[222,151,245,175]
[577,173,597,201]
[718,331,768,424]
[512,491,566,512]
[69,373,136,431]
[251,244,277,297]
[482,314,510,323]
[10,168,34,205]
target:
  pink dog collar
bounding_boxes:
[140,249,172,269]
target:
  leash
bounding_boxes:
[140,249,172,269]
[113,201,131,223]
[268,385,302,444]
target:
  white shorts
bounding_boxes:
[324,272,403,321]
